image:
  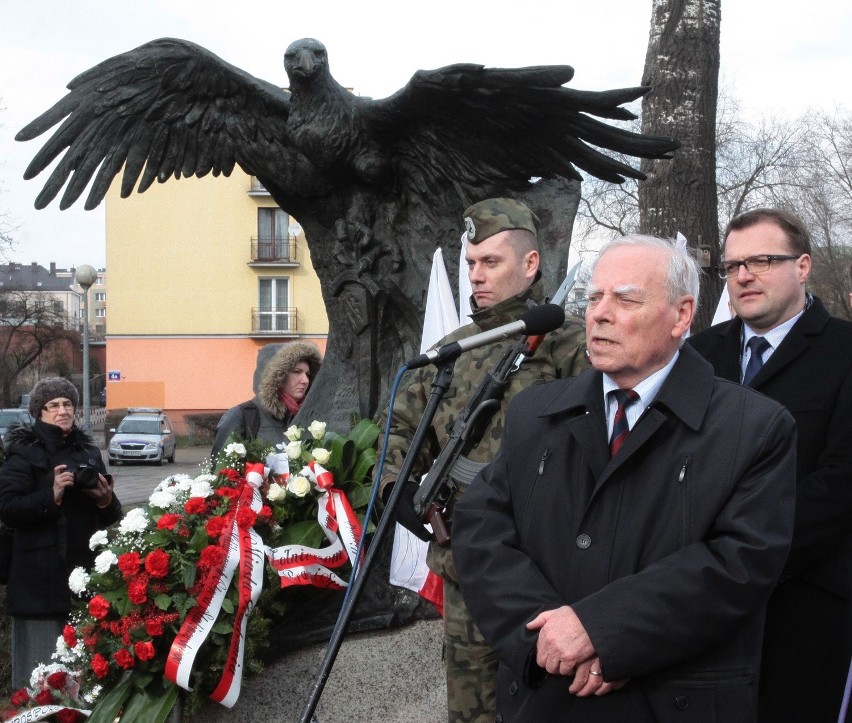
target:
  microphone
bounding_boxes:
[405,303,566,370]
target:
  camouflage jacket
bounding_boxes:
[381,277,588,494]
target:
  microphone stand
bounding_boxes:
[298,360,456,723]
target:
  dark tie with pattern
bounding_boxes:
[743,336,770,386]
[609,389,640,457]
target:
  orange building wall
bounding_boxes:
[106,337,327,433]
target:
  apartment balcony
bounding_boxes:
[250,307,298,336]
[248,237,299,267]
[248,176,270,196]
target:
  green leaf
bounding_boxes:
[280,519,325,548]
[348,418,381,451]
[188,525,208,552]
[119,681,180,723]
[183,561,197,589]
[345,483,372,510]
[351,448,377,485]
[87,670,135,723]
[212,620,233,634]
[154,593,173,611]
[221,596,235,614]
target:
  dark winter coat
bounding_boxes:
[453,346,797,723]
[211,341,322,458]
[0,421,122,616]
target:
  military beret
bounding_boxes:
[29,376,79,417]
[463,198,539,244]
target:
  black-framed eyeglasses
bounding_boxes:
[717,254,801,279]
[43,400,74,412]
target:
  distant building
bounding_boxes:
[104,170,328,432]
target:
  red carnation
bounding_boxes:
[258,505,272,521]
[199,545,226,570]
[92,653,110,678]
[205,516,228,538]
[236,507,257,529]
[156,513,182,530]
[88,595,110,620]
[114,648,135,670]
[144,548,171,578]
[184,497,207,515]
[62,625,77,648]
[134,640,156,661]
[215,486,240,500]
[117,551,142,577]
[128,578,148,605]
[10,688,30,706]
[221,468,240,480]
[46,670,68,690]
[35,689,55,706]
[146,618,164,637]
[57,709,83,723]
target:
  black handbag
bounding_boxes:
[0,526,13,585]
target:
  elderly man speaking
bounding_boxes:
[452,235,797,723]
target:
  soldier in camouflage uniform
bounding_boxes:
[381,198,589,723]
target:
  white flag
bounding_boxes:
[390,248,460,613]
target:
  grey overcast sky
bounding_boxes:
[1,0,850,268]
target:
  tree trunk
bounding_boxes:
[639,0,722,330]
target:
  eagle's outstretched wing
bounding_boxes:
[16,38,300,210]
[362,63,678,190]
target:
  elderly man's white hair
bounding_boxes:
[590,234,702,313]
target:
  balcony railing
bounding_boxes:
[250,237,298,264]
[251,307,298,334]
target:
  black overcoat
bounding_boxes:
[453,346,797,723]
[0,421,122,616]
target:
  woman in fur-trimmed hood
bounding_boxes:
[211,341,322,458]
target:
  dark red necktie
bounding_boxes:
[609,389,639,457]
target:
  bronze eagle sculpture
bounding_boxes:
[17,38,678,426]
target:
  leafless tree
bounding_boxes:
[0,101,19,261]
[0,289,75,406]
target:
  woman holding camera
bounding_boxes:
[0,377,121,687]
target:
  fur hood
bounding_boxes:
[5,420,96,453]
[257,341,322,419]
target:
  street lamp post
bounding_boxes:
[76,265,98,430]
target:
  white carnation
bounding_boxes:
[224,442,247,457]
[284,425,302,442]
[190,479,213,498]
[88,529,108,551]
[118,507,149,534]
[285,440,303,460]
[311,447,331,465]
[68,567,90,595]
[267,482,286,502]
[308,420,327,440]
[94,550,118,574]
[287,475,311,498]
[149,489,176,509]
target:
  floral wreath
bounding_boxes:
[0,419,379,723]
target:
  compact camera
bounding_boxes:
[70,463,100,490]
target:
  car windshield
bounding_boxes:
[0,411,28,427]
[117,420,161,435]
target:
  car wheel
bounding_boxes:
[156,455,164,466]
[168,447,176,463]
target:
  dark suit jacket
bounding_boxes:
[453,346,797,723]
[689,297,852,598]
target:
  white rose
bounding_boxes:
[224,442,247,458]
[285,440,303,460]
[311,447,330,465]
[287,475,311,498]
[285,425,302,442]
[94,550,117,574]
[308,420,327,440]
[88,529,108,551]
[267,482,286,502]
[68,567,90,595]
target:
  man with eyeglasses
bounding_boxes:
[689,207,852,723]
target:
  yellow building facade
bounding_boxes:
[104,172,328,432]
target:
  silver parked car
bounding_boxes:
[108,408,176,465]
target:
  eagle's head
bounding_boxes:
[284,38,329,85]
